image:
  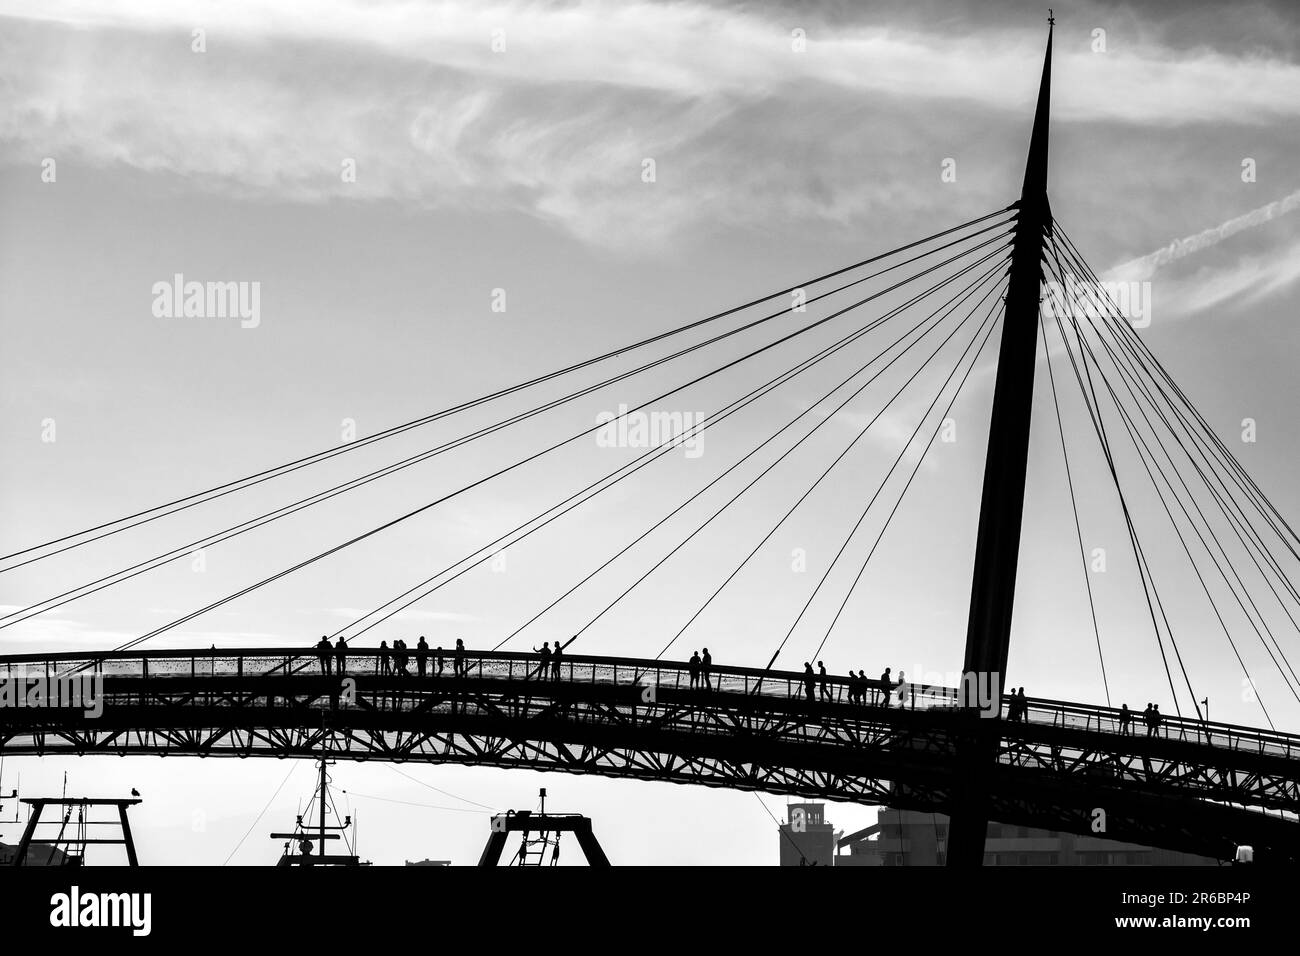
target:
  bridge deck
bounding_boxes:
[2,647,1297,862]
[2,646,1295,758]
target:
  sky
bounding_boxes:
[1,0,1299,865]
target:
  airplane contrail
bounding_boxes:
[1107,188,1300,281]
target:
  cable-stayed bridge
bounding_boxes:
[3,22,1299,865]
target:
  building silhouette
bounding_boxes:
[835,808,1221,866]
[776,803,1221,866]
[777,803,837,866]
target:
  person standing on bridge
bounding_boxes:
[689,651,701,688]
[1119,703,1131,735]
[879,668,891,707]
[818,661,830,702]
[803,663,816,702]
[896,671,909,709]
[335,635,348,676]
[534,641,552,681]
[316,636,333,676]
[1016,687,1027,721]
[435,645,445,677]
[857,670,869,705]
[1151,704,1162,738]
[417,636,429,678]
[1143,703,1154,736]
[701,648,713,691]
[379,640,392,676]
[552,640,564,681]
[454,638,466,677]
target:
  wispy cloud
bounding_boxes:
[1108,189,1300,282]
[2,1,1298,246]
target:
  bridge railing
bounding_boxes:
[1012,694,1295,760]
[1,646,1295,759]
[0,646,957,710]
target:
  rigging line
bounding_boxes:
[1104,334,1300,658]
[358,257,1013,647]
[1070,285,1300,704]
[1048,250,1252,723]
[1072,271,1300,696]
[487,256,1012,652]
[221,761,298,866]
[102,236,1015,656]
[1073,318,1278,725]
[1093,286,1300,623]
[1050,228,1300,622]
[4,226,1014,584]
[1043,241,1189,714]
[1037,308,1111,706]
[385,765,497,811]
[1052,220,1298,548]
[340,792,485,814]
[1049,234,1300,690]
[339,251,1010,645]
[3,208,1013,568]
[809,285,1006,665]
[642,272,1009,664]
[12,235,1015,637]
[324,251,1013,641]
[1046,240,1205,717]
[355,255,1011,644]
[1052,222,1300,562]
[1050,222,1300,562]
[785,282,1004,670]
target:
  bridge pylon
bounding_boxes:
[947,19,1053,867]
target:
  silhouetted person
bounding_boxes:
[1016,687,1027,721]
[847,670,859,704]
[394,639,409,676]
[316,636,333,676]
[857,670,868,705]
[879,668,891,707]
[818,661,830,702]
[416,636,429,678]
[1143,703,1154,736]
[379,640,391,676]
[435,646,445,677]
[534,641,552,680]
[454,638,466,677]
[802,663,816,702]
[1151,704,1162,737]
[701,648,713,692]
[552,640,563,681]
[1119,703,1131,735]
[335,635,348,675]
[689,651,701,688]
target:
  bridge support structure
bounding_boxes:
[948,20,1053,867]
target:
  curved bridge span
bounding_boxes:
[2,647,1297,862]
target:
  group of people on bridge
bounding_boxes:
[308,637,1184,742]
[800,662,911,707]
[314,635,470,679]
[1117,702,1164,736]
